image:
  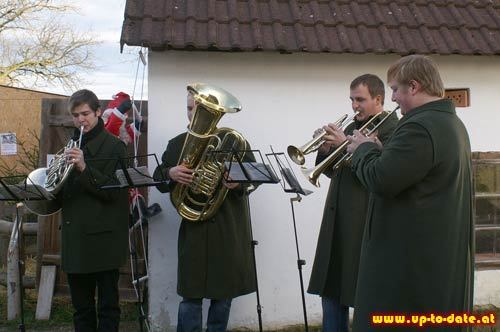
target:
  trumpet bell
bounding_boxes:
[286,113,352,166]
[301,165,321,188]
[287,145,306,165]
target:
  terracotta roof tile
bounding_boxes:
[121,0,500,55]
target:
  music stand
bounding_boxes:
[97,153,167,191]
[217,149,279,332]
[0,175,50,332]
[86,154,166,332]
[265,146,312,332]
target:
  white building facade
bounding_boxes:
[146,51,500,331]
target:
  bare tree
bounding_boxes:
[0,0,97,90]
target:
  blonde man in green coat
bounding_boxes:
[347,55,474,331]
[58,89,129,332]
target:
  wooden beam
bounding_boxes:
[0,272,35,288]
[35,265,57,320]
[41,254,60,265]
[0,219,38,235]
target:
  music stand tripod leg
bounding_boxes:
[289,195,309,332]
[245,188,264,332]
[15,203,26,332]
[129,232,144,332]
[129,202,151,332]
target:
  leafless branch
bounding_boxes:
[0,0,96,90]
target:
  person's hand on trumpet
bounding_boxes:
[346,129,382,154]
[319,123,347,153]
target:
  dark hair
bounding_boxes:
[350,74,385,105]
[68,89,100,113]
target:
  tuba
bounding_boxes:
[170,83,247,222]
[24,126,83,215]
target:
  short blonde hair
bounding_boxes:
[387,55,444,98]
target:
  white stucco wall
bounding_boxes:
[146,52,500,331]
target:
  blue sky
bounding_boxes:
[44,0,148,100]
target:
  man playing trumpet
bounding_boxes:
[307,74,398,331]
[347,55,473,331]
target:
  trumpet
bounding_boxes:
[287,112,358,165]
[302,106,400,187]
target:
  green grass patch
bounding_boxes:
[0,286,140,330]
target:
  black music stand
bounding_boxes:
[98,153,167,191]
[219,149,279,332]
[87,154,166,332]
[265,147,312,332]
[0,175,51,332]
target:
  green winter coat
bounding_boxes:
[350,99,474,331]
[154,132,257,299]
[307,111,398,306]
[58,121,129,274]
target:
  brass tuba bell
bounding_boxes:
[170,83,247,222]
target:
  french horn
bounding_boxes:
[24,126,83,215]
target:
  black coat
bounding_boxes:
[154,132,257,299]
[59,124,129,274]
[307,111,398,306]
[350,99,474,331]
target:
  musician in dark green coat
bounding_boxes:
[153,88,256,332]
[307,74,398,331]
[58,89,129,332]
[347,55,474,331]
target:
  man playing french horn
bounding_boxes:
[307,74,398,331]
[58,89,129,332]
[153,84,256,332]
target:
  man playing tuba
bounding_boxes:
[153,84,257,332]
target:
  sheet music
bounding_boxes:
[115,166,153,186]
[0,183,54,200]
[224,161,279,183]
[281,168,313,196]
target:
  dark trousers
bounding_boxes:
[67,269,121,332]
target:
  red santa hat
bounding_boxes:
[106,92,131,109]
